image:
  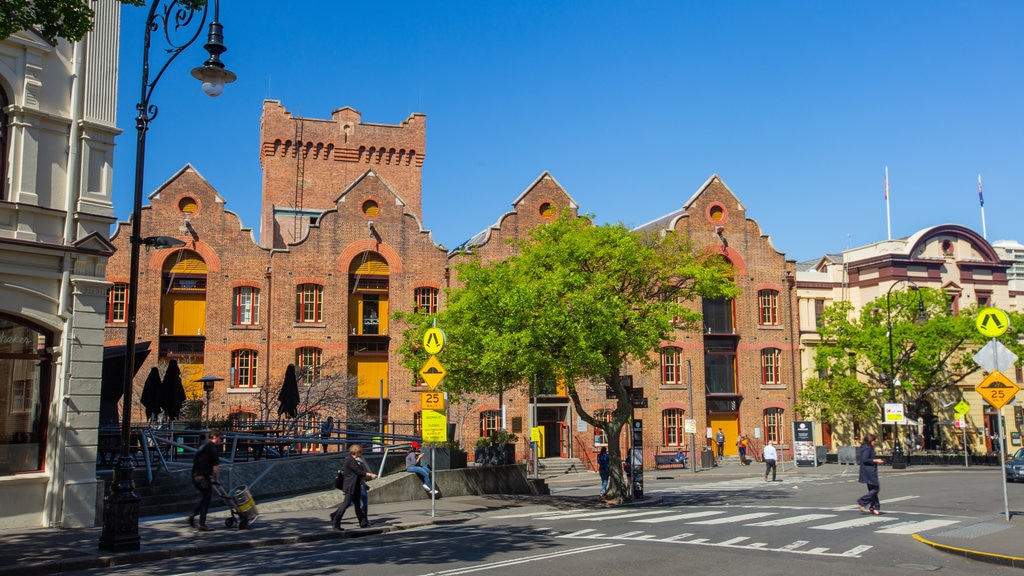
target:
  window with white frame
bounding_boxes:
[295,284,323,323]
[761,347,782,386]
[764,408,784,443]
[593,409,613,446]
[758,289,779,326]
[232,349,259,387]
[661,347,682,385]
[663,408,685,446]
[480,410,500,437]
[107,283,127,324]
[233,286,260,325]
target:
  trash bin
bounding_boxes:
[701,447,715,468]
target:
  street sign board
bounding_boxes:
[974,339,1019,374]
[953,399,970,416]
[976,307,1010,338]
[422,327,446,355]
[421,391,445,410]
[419,355,447,390]
[421,409,448,443]
[976,370,1020,410]
[684,419,697,434]
[884,403,905,422]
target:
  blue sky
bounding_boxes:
[113,1,1023,263]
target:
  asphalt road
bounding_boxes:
[65,467,1023,576]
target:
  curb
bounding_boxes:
[912,533,1024,570]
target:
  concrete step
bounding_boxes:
[536,457,585,478]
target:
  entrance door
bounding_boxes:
[537,406,566,458]
[708,415,739,456]
[559,422,570,458]
[985,411,1002,454]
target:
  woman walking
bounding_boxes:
[856,433,884,515]
[331,444,376,530]
[597,447,609,496]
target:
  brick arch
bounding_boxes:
[702,243,747,276]
[146,240,222,273]
[762,401,787,411]
[337,239,403,274]
[754,282,783,292]
[661,402,689,411]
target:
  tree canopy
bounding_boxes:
[0,0,204,44]
[397,213,737,501]
[797,286,1024,442]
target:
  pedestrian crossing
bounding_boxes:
[489,499,963,559]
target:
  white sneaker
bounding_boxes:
[431,489,439,495]
[422,484,431,492]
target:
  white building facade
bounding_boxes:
[0,2,120,528]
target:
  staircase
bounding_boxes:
[536,457,587,478]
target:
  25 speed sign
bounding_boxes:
[421,391,445,410]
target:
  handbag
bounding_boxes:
[334,470,344,490]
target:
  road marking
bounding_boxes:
[874,519,960,534]
[746,513,836,526]
[810,516,894,530]
[688,512,776,525]
[634,510,727,523]
[490,508,585,519]
[841,545,873,556]
[581,510,679,521]
[662,533,694,541]
[778,540,809,551]
[719,536,751,545]
[418,543,624,576]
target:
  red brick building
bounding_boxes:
[105,102,800,468]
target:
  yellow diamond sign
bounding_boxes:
[419,355,447,390]
[976,370,1020,410]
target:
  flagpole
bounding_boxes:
[885,166,891,240]
[978,174,987,240]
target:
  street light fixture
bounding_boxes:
[885,280,928,470]
[99,0,235,553]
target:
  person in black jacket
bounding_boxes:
[331,444,376,530]
[188,430,222,531]
[856,433,884,515]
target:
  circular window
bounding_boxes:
[707,203,727,223]
[362,199,379,217]
[539,202,557,219]
[178,196,198,214]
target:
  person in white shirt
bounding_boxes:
[763,440,778,482]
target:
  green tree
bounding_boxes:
[1,0,204,44]
[397,214,737,501]
[798,288,1024,446]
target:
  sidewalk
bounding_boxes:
[2,464,1022,574]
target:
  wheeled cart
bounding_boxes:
[213,483,259,529]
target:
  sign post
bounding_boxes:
[974,307,1014,521]
[418,325,447,516]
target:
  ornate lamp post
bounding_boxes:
[99,0,235,552]
[885,280,927,470]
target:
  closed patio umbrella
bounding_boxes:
[160,359,187,421]
[140,367,162,422]
[278,364,300,419]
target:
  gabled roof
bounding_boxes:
[633,174,744,232]
[148,164,228,207]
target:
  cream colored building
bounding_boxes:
[0,2,119,528]
[797,224,1019,455]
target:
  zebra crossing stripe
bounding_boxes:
[875,519,960,534]
[688,512,776,525]
[582,510,679,522]
[841,545,873,556]
[719,536,751,545]
[634,510,726,523]
[746,513,836,526]
[662,533,694,541]
[778,540,810,551]
[810,516,893,531]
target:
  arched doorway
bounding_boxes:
[159,250,208,397]
[348,252,390,425]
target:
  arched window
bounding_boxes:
[761,348,782,386]
[295,284,323,323]
[232,349,259,388]
[480,410,500,437]
[0,314,51,474]
[107,283,127,323]
[296,347,322,382]
[764,408,784,443]
[663,408,685,446]
[661,347,682,385]
[758,289,779,326]
[233,287,260,325]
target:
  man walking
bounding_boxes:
[188,429,221,531]
[763,439,778,481]
[715,428,725,460]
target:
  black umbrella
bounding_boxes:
[99,342,151,427]
[140,367,163,422]
[278,364,300,419]
[160,359,187,421]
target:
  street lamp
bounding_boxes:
[196,376,225,429]
[99,0,235,552]
[885,280,927,470]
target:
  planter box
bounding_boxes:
[428,447,467,470]
[473,444,515,466]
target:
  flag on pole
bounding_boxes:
[978,174,984,207]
